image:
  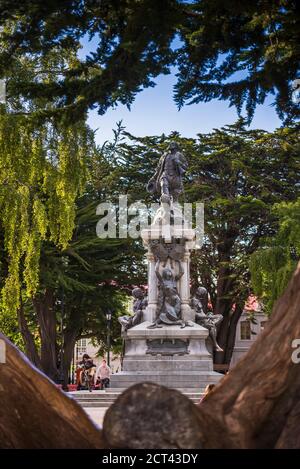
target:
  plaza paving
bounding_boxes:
[84,407,108,427]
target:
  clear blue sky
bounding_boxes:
[79,36,282,146]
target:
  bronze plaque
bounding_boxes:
[146,338,189,355]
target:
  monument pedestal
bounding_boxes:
[113,196,223,391]
[110,322,222,389]
[141,220,196,324]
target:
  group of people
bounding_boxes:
[76,355,111,391]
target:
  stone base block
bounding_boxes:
[123,356,213,372]
[113,322,222,390]
[123,321,210,357]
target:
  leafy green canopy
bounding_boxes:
[0,1,298,122]
[176,0,300,122]
[250,198,300,313]
[185,123,300,353]
[36,197,141,360]
[0,187,142,365]
[0,0,180,122]
[0,110,94,313]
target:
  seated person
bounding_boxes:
[95,359,111,390]
[76,354,96,390]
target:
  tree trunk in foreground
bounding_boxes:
[197,261,300,449]
[0,331,105,449]
[1,262,300,448]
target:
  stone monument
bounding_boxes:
[111,142,222,389]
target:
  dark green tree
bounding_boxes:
[0,0,181,122]
[14,194,145,384]
[176,0,300,123]
[186,122,299,364]
[1,1,298,122]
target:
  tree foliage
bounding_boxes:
[0,30,98,317]
[186,121,299,362]
[2,190,143,382]
[250,197,300,313]
[0,1,298,123]
[176,0,300,122]
[0,0,180,122]
[0,110,94,315]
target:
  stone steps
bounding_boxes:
[110,370,222,389]
[70,388,204,408]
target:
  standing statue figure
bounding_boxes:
[147,142,188,204]
[191,287,223,352]
[148,260,187,328]
[118,288,147,332]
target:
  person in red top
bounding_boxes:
[76,354,96,391]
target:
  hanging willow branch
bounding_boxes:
[0,110,95,314]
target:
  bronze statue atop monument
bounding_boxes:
[147,142,188,204]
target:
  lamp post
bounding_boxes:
[106,310,112,367]
[59,286,66,390]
